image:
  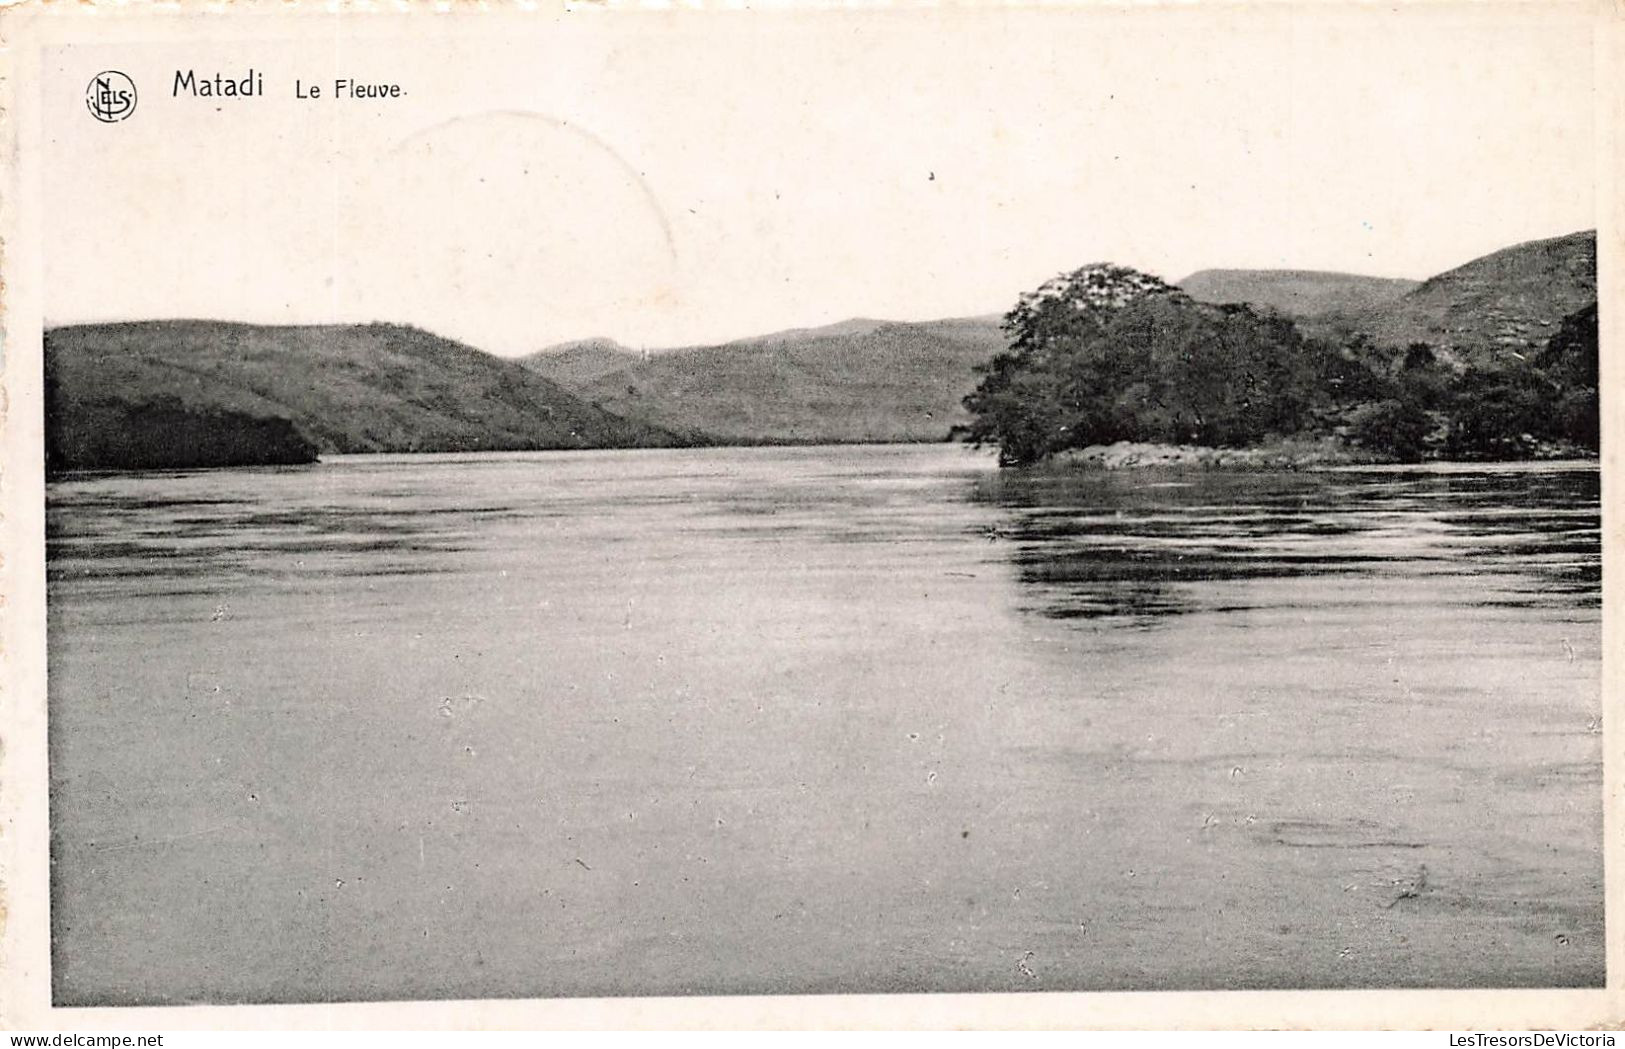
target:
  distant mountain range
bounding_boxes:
[520,229,1594,445]
[523,316,1005,444]
[45,229,1596,471]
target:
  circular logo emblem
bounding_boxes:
[86,71,137,123]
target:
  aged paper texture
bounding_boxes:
[1,0,1621,1030]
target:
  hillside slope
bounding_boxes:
[1357,230,1596,364]
[46,321,683,471]
[545,316,1007,443]
[522,337,644,386]
[1179,269,1418,317]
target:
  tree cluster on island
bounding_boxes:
[961,264,1599,467]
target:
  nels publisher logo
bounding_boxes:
[86,70,137,122]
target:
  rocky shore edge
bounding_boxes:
[1042,439,1597,471]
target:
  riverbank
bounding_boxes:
[1042,439,1601,471]
[1044,439,1386,470]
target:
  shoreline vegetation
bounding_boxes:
[44,230,1597,475]
[42,437,1602,484]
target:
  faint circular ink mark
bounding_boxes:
[86,71,137,123]
[393,110,678,265]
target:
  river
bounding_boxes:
[46,444,1603,1003]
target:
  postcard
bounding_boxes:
[0,0,1619,1030]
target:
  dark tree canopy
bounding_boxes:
[963,264,1379,465]
[963,263,1599,466]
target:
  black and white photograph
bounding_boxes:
[0,1,1618,1029]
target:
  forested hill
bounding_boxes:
[45,321,685,473]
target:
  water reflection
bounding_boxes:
[974,466,1600,625]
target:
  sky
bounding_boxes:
[41,5,1598,356]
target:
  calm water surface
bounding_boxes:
[47,444,1603,1003]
